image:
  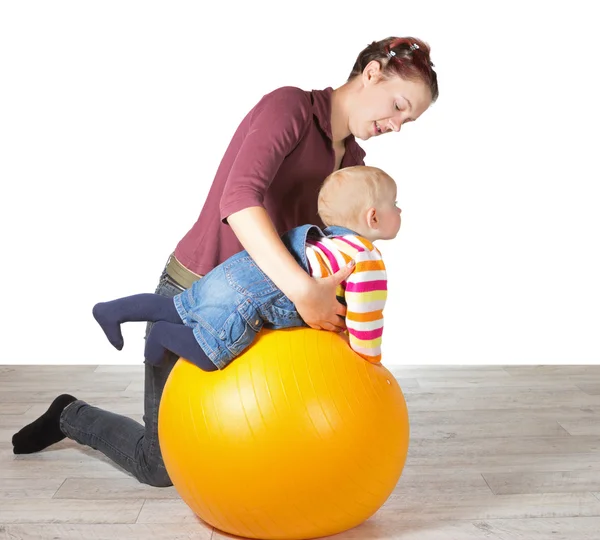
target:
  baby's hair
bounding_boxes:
[349,36,438,102]
[318,166,395,229]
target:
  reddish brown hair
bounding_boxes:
[349,36,438,102]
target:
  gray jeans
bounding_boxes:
[59,268,184,487]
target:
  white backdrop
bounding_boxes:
[1,1,598,365]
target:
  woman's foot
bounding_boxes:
[12,394,77,454]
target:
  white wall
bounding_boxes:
[1,1,598,365]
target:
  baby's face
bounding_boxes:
[374,182,402,240]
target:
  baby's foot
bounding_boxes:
[92,302,124,350]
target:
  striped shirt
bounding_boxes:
[305,234,387,363]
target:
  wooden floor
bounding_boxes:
[1,364,600,539]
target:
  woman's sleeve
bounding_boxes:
[220,87,312,223]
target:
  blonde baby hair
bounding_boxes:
[317,165,395,230]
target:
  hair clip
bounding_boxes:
[386,50,396,59]
[409,43,420,51]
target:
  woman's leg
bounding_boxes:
[12,269,186,487]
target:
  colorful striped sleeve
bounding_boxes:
[344,244,387,363]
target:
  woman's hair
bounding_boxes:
[318,166,395,229]
[348,36,438,102]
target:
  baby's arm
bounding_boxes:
[344,248,387,363]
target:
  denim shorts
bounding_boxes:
[173,250,306,369]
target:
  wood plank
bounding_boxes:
[0,381,131,393]
[380,492,600,520]
[0,523,213,539]
[54,478,180,500]
[409,407,600,426]
[1,452,130,479]
[406,452,600,474]
[0,499,144,524]
[417,377,600,389]
[136,499,201,524]
[0,478,64,499]
[475,517,600,540]
[95,365,145,374]
[410,419,570,439]
[391,366,510,379]
[576,384,600,396]
[408,436,600,459]
[559,418,600,436]
[483,470,600,495]
[210,518,491,539]
[0,366,97,376]
[503,366,600,377]
[394,469,492,497]
[0,403,33,415]
[212,514,600,540]
[403,387,600,411]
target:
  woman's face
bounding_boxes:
[349,61,433,141]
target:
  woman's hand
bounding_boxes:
[291,261,355,332]
[227,207,356,332]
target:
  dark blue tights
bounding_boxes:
[92,294,217,371]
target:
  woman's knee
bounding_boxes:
[135,460,173,487]
[139,464,173,488]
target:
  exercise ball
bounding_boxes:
[158,327,409,540]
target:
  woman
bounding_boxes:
[13,36,438,487]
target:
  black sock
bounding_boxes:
[12,394,77,454]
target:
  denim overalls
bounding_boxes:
[173,224,356,369]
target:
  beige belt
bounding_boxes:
[165,254,203,289]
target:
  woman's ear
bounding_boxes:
[362,60,383,86]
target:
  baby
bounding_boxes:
[93,165,401,370]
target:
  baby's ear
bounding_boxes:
[367,207,379,228]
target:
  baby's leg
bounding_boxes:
[93,294,181,350]
[145,321,217,372]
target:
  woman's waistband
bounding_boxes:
[166,253,203,289]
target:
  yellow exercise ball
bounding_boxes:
[158,327,409,540]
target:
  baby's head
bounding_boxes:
[318,165,401,241]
